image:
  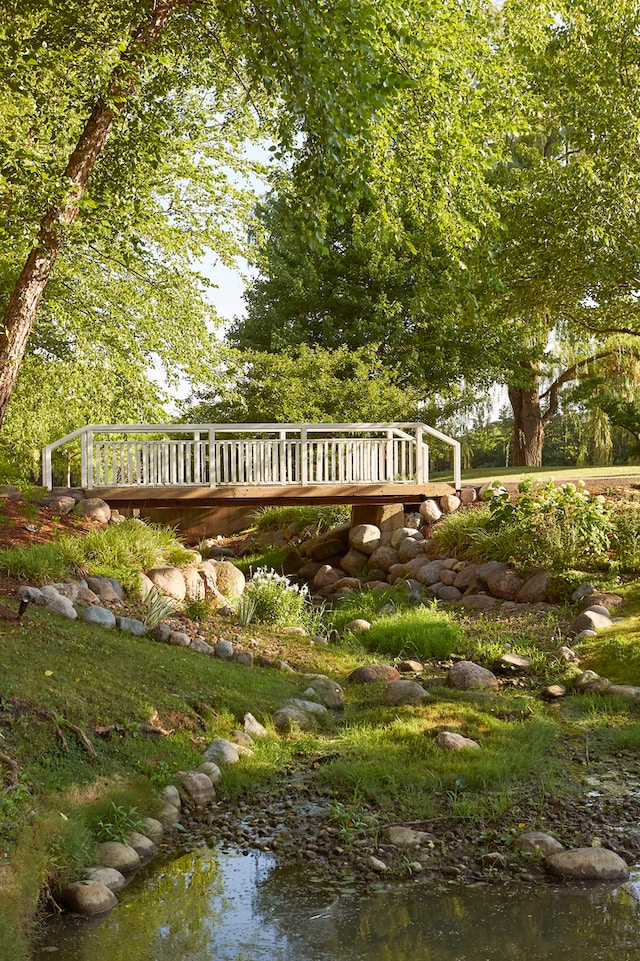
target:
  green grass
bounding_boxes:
[251,504,350,533]
[455,465,640,485]
[0,520,194,590]
[362,607,463,660]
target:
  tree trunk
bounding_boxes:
[0,0,182,427]
[508,384,546,467]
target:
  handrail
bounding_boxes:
[42,422,461,491]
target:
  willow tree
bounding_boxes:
[0,0,411,427]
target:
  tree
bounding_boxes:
[0,0,412,426]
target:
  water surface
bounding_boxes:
[34,848,640,961]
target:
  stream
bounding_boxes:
[33,845,640,961]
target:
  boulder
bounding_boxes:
[163,785,181,809]
[80,606,116,629]
[42,591,78,619]
[569,610,613,635]
[397,659,424,674]
[272,705,319,732]
[139,817,164,844]
[126,832,156,858]
[349,524,381,555]
[460,488,477,505]
[414,560,445,586]
[197,761,222,784]
[384,679,431,706]
[418,499,442,524]
[367,546,400,573]
[390,527,423,549]
[301,675,345,711]
[439,494,461,514]
[516,571,552,604]
[83,866,127,892]
[167,631,191,647]
[382,826,434,847]
[544,847,629,880]
[311,538,347,562]
[150,623,172,643]
[211,561,245,599]
[312,565,341,590]
[184,566,205,601]
[571,583,596,602]
[514,832,564,857]
[453,564,479,591]
[580,592,623,611]
[438,585,463,602]
[74,498,111,524]
[348,664,400,684]
[214,639,234,659]
[486,569,524,600]
[499,652,532,671]
[146,567,186,601]
[190,637,215,655]
[60,880,117,915]
[458,594,498,611]
[435,731,480,751]
[448,660,499,691]
[398,537,426,563]
[115,616,146,636]
[345,619,371,633]
[180,771,216,809]
[41,494,76,514]
[233,649,254,666]
[339,548,369,576]
[282,698,328,716]
[476,561,508,584]
[203,737,240,765]
[94,841,141,874]
[243,712,268,738]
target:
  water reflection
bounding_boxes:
[34,848,640,961]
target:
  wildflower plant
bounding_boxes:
[242,567,310,628]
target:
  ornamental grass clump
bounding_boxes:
[241,567,310,627]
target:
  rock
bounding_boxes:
[302,675,345,711]
[138,573,154,602]
[168,631,191,647]
[191,637,215,655]
[544,847,629,880]
[312,565,341,590]
[214,639,234,659]
[244,713,268,738]
[272,705,318,732]
[146,567,186,601]
[80,606,116,628]
[481,852,509,870]
[150,623,172,643]
[311,538,347,563]
[475,561,508,584]
[41,494,76,514]
[572,629,598,643]
[404,512,422,529]
[83,867,127,892]
[94,842,141,874]
[499,652,532,671]
[440,494,461,514]
[345,619,371,633]
[390,527,423,549]
[514,832,564,857]
[281,548,303,575]
[233,649,254,666]
[453,564,479,591]
[42,592,78,619]
[382,826,434,847]
[569,610,613,635]
[414,560,445,586]
[139,817,163,844]
[438,585,462,602]
[418,499,442,524]
[349,524,381,555]
[163,785,181,809]
[571,584,596,602]
[448,660,499,691]
[76,585,101,604]
[211,561,245,599]
[17,586,44,604]
[398,538,426,563]
[606,684,640,698]
[486,569,524,600]
[367,546,400,573]
[340,548,369,575]
[384,679,431,705]
[348,664,401,684]
[367,856,389,873]
[115,616,146,636]
[516,571,552,603]
[157,803,181,827]
[183,566,206,601]
[557,646,579,663]
[575,670,610,693]
[180,771,216,808]
[203,738,240,765]
[582,604,611,618]
[60,880,117,915]
[197,761,222,784]
[397,659,424,674]
[282,698,328,716]
[460,488,477,505]
[435,731,481,751]
[458,594,498,610]
[74,498,112,524]
[126,832,156,858]
[581,592,623,610]
[542,684,566,699]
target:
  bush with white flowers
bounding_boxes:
[240,567,310,627]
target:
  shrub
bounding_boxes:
[362,606,463,660]
[241,568,310,627]
[610,503,640,573]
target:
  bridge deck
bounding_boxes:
[92,482,457,509]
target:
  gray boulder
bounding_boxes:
[60,880,117,915]
[94,841,141,874]
[203,738,240,765]
[384,679,431,706]
[80,606,116,628]
[83,866,127,892]
[180,771,216,809]
[115,616,146,636]
[301,675,345,711]
[435,731,481,751]
[348,664,401,684]
[272,705,318,732]
[418,499,442,523]
[146,567,186,601]
[544,847,629,880]
[448,660,499,691]
[513,832,564,857]
[75,498,111,524]
[569,610,613,635]
[349,524,381,555]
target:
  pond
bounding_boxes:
[33,846,640,961]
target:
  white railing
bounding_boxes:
[41,423,461,491]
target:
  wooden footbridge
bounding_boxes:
[42,423,461,531]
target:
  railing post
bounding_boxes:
[415,425,425,484]
[86,429,94,488]
[453,440,461,491]
[80,430,88,489]
[208,428,216,487]
[300,427,308,486]
[42,445,52,490]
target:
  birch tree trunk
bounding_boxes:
[0,0,182,426]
